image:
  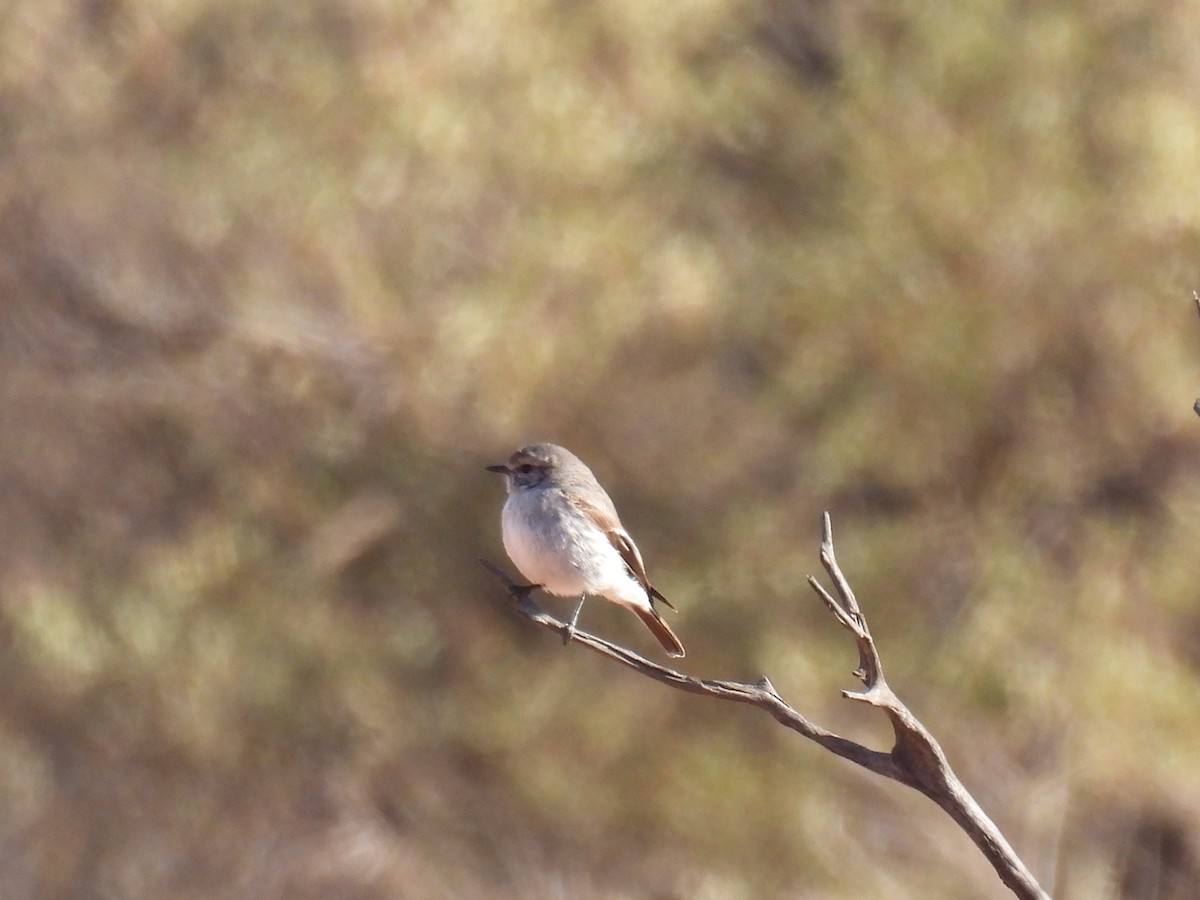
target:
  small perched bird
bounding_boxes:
[487,443,685,658]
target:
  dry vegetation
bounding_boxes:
[1,0,1200,897]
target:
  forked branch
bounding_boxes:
[483,513,1050,900]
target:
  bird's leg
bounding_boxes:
[564,595,586,645]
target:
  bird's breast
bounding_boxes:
[500,488,618,597]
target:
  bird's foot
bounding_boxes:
[564,596,586,646]
[507,581,543,614]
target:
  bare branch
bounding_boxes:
[481,557,904,782]
[483,514,1051,900]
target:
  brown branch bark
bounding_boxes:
[482,512,1051,900]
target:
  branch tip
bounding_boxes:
[479,557,511,585]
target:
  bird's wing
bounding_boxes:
[606,526,676,611]
[567,487,676,611]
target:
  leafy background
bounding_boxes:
[1,1,1199,897]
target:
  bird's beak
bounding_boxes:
[486,464,510,475]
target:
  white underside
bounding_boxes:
[500,486,651,613]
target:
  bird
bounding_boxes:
[486,443,685,657]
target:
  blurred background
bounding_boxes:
[1,0,1199,897]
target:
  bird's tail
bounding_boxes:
[633,606,686,658]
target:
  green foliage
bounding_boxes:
[1,0,1199,896]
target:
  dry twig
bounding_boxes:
[482,512,1051,900]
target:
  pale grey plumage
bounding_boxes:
[487,443,684,657]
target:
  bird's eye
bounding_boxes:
[517,463,535,474]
